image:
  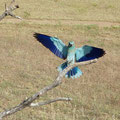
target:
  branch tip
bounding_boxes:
[15,5,19,8]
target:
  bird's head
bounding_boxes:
[68,41,75,47]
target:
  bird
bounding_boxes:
[34,33,105,79]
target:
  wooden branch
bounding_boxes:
[9,12,22,20]
[0,59,97,119]
[30,97,72,107]
[0,0,22,21]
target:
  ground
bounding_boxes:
[0,0,120,120]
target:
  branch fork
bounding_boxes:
[0,0,22,21]
[0,59,97,119]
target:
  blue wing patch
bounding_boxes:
[75,45,105,62]
[34,33,68,59]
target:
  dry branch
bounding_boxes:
[0,0,22,21]
[30,97,72,107]
[0,59,97,119]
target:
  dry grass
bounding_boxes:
[0,0,120,120]
[1,0,120,22]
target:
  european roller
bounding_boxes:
[34,33,105,79]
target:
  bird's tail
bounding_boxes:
[57,62,82,79]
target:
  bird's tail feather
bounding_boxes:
[57,62,82,79]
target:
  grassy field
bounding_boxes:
[0,0,120,120]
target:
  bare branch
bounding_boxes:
[9,12,22,20]
[5,3,7,10]
[30,97,72,107]
[57,59,98,81]
[0,0,22,21]
[0,59,97,119]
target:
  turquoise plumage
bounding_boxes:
[34,33,105,79]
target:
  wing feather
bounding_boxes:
[75,45,105,62]
[34,33,68,59]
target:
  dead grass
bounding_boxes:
[0,0,120,120]
[1,0,120,22]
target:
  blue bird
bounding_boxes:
[34,33,105,79]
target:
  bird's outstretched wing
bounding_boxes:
[34,33,68,59]
[75,45,105,62]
